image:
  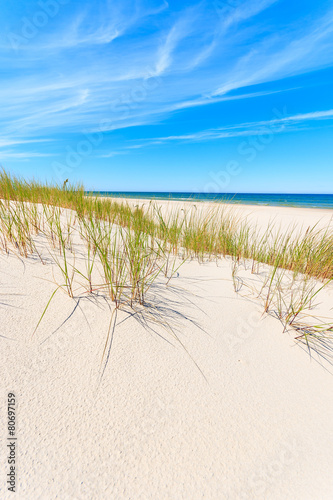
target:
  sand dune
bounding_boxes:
[1,202,333,499]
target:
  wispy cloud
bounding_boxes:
[0,138,52,148]
[0,151,55,161]
[214,6,333,96]
[221,0,279,29]
[154,25,182,75]
[2,0,333,158]
[124,108,333,147]
[279,109,333,122]
[97,151,128,158]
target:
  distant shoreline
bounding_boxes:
[86,192,333,209]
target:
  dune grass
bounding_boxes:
[1,168,332,280]
[0,168,332,361]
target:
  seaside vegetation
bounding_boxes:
[0,169,332,358]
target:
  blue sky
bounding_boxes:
[1,0,333,193]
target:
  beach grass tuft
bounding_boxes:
[1,169,332,361]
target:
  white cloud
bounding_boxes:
[153,7,198,76]
[124,108,333,147]
[97,151,128,158]
[1,0,333,151]
[214,7,333,96]
[0,151,54,160]
[0,138,52,147]
[221,0,279,29]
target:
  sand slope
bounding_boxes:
[1,205,333,499]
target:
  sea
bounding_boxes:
[88,192,333,209]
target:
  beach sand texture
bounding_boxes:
[1,201,333,499]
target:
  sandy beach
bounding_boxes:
[102,196,333,232]
[3,0,333,496]
[1,200,333,499]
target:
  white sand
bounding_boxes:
[1,202,333,499]
[103,196,333,232]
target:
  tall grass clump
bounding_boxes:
[1,167,332,288]
[45,206,76,298]
[0,199,37,257]
[1,168,332,283]
[1,168,332,365]
[76,211,167,308]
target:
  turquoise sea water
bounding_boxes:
[89,192,333,209]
